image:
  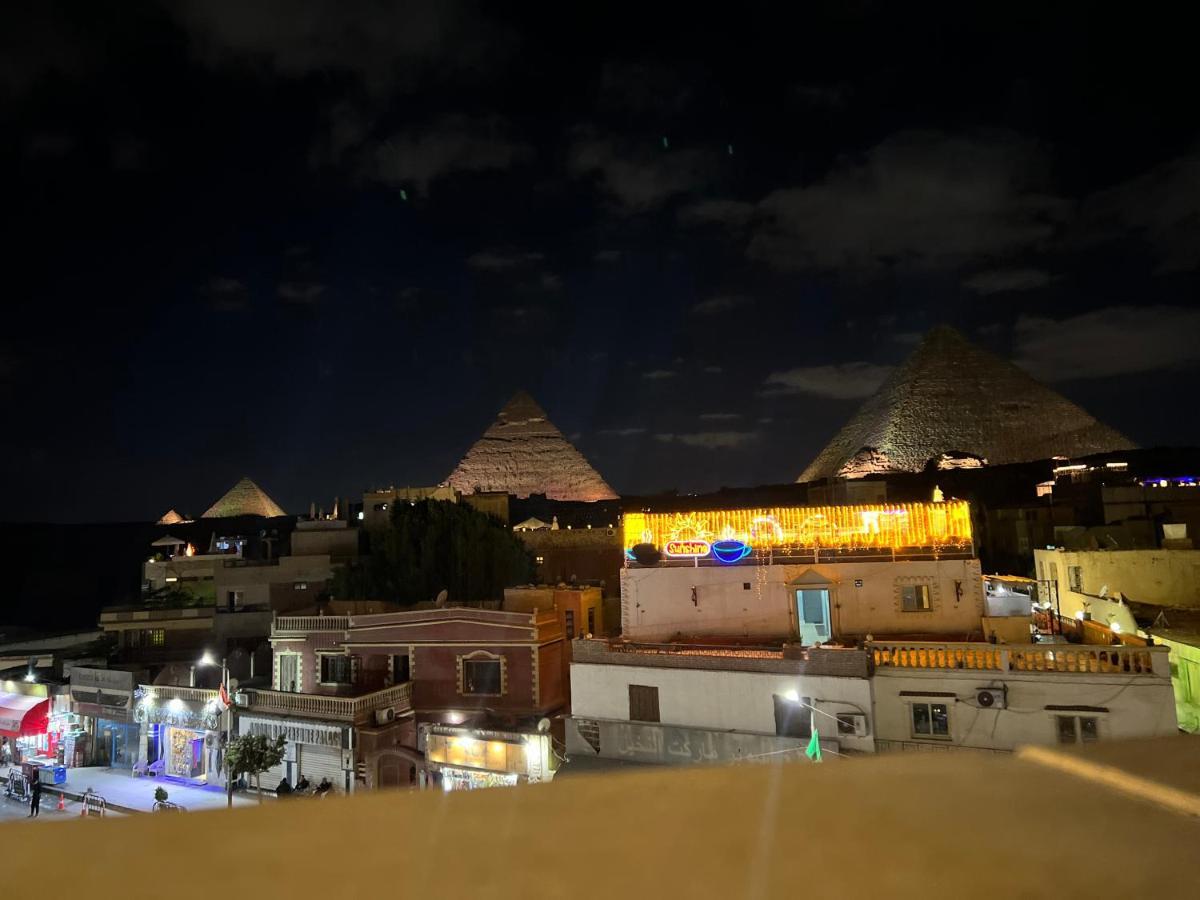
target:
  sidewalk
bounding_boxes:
[2,765,268,814]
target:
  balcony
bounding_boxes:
[142,685,218,704]
[272,616,350,636]
[869,641,1169,677]
[244,682,412,724]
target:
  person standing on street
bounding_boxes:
[29,774,42,818]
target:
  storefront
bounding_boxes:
[238,715,352,792]
[422,724,556,792]
[135,687,225,787]
[0,684,51,766]
[17,691,79,766]
[69,668,137,768]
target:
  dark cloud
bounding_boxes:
[278,281,326,305]
[1014,306,1200,381]
[467,250,546,271]
[964,267,1057,294]
[762,362,894,399]
[371,115,531,192]
[793,83,853,109]
[593,250,622,263]
[642,369,678,380]
[202,276,250,312]
[748,131,1066,271]
[597,60,695,117]
[654,431,759,449]
[568,132,714,212]
[1079,150,1200,273]
[690,295,751,316]
[598,427,647,436]
[679,199,757,228]
[171,0,507,94]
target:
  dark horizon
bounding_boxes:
[5,2,1200,522]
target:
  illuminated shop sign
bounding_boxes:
[711,540,752,564]
[664,540,711,558]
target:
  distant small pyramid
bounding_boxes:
[446,391,618,501]
[157,509,186,525]
[799,326,1136,481]
[202,477,288,518]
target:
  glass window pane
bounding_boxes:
[931,704,949,735]
[800,591,826,625]
[912,703,931,735]
[1056,716,1077,744]
[1080,718,1098,742]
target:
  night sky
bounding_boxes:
[4,2,1200,522]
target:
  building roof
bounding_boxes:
[445,391,618,502]
[202,477,287,518]
[799,325,1136,482]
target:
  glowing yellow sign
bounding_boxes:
[664,539,711,558]
[624,501,972,554]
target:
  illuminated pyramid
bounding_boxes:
[446,392,618,501]
[202,477,288,518]
[799,326,1136,481]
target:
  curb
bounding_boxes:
[45,786,142,816]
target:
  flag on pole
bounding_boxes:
[805,730,822,762]
[217,682,232,711]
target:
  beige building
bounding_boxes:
[1033,546,1200,632]
[362,485,457,529]
[869,640,1177,751]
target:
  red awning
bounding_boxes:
[0,693,51,738]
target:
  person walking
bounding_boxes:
[29,774,42,818]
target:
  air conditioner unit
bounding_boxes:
[375,707,396,726]
[837,713,869,737]
[976,687,1007,709]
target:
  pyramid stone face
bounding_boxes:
[799,326,1136,482]
[446,392,618,501]
[203,477,288,518]
[157,509,185,525]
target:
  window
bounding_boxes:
[586,607,595,636]
[391,654,410,684]
[294,582,309,591]
[278,654,300,692]
[462,659,502,695]
[743,582,751,590]
[901,584,932,612]
[1068,566,1082,592]
[146,629,165,647]
[773,694,812,738]
[910,702,950,739]
[564,609,575,640]
[535,555,545,565]
[320,654,353,685]
[628,684,660,723]
[1056,715,1099,744]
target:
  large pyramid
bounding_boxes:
[202,477,288,518]
[799,326,1136,482]
[446,392,618,501]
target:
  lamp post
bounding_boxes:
[197,651,233,809]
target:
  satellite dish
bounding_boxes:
[434,589,449,607]
[537,717,551,733]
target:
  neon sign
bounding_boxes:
[665,540,711,558]
[711,540,752,564]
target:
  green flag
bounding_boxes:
[805,730,822,762]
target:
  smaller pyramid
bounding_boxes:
[203,477,287,518]
[157,509,186,525]
[446,392,618,501]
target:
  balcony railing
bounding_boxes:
[245,682,412,723]
[141,685,218,703]
[272,616,350,634]
[869,641,1168,677]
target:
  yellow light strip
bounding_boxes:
[623,501,972,552]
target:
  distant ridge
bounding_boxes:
[799,325,1136,481]
[446,392,618,501]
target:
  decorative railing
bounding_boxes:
[869,641,1168,677]
[245,682,412,722]
[273,616,350,634]
[141,685,218,703]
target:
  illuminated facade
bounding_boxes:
[623,500,973,561]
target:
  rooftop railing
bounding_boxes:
[869,641,1168,677]
[244,682,412,723]
[272,616,351,634]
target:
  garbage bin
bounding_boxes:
[38,766,67,785]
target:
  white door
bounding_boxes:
[278,654,300,692]
[796,589,831,645]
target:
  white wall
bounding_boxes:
[1035,548,1200,614]
[872,668,1177,751]
[570,661,875,753]
[621,558,983,641]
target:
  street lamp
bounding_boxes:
[197,651,233,809]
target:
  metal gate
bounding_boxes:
[298,743,344,791]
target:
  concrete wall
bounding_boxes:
[569,660,874,753]
[621,558,984,641]
[518,528,622,596]
[872,668,1178,751]
[1035,548,1200,614]
[215,555,335,612]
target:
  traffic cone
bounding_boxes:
[57,792,65,811]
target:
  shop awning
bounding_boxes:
[0,693,51,738]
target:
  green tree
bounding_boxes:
[225,734,286,803]
[332,499,533,605]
